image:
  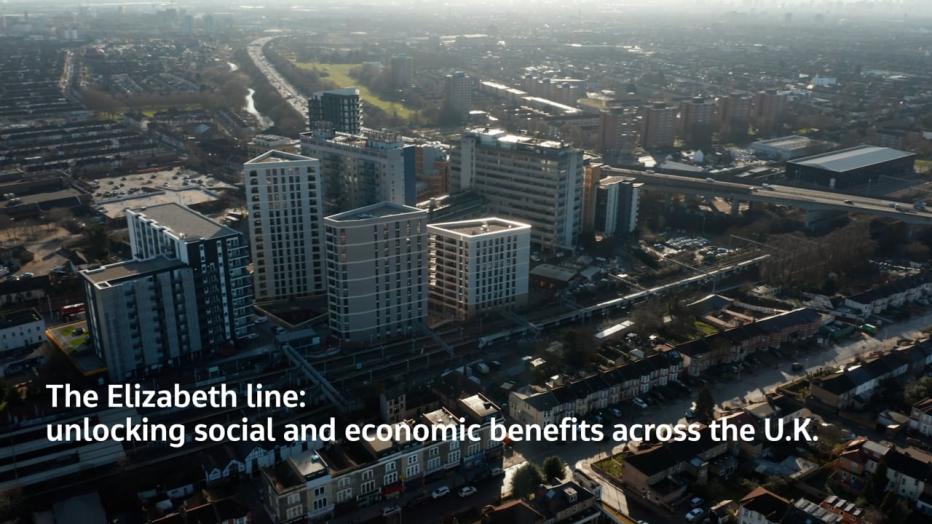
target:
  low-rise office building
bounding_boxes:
[0,308,44,353]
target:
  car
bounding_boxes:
[611,407,623,418]
[491,467,504,476]
[253,315,269,324]
[382,505,401,517]
[791,362,804,372]
[685,508,706,522]
[431,486,450,499]
[20,272,33,278]
[458,486,477,497]
[684,407,696,419]
[632,397,648,409]
[690,496,705,508]
[844,199,853,204]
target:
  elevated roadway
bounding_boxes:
[603,167,932,225]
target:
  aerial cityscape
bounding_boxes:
[1,0,932,522]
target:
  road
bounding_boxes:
[603,167,932,225]
[327,471,503,523]
[505,310,932,522]
[247,36,308,117]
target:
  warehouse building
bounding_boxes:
[785,145,916,190]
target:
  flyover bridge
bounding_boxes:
[602,167,932,226]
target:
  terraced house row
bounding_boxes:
[262,394,503,522]
[508,351,683,425]
[677,308,823,376]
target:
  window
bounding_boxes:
[312,498,328,511]
[407,455,417,465]
[405,463,420,478]
[448,450,460,464]
[286,493,300,505]
[384,471,398,485]
[336,488,352,503]
[285,505,303,520]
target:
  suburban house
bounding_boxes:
[619,426,734,507]
[678,308,822,377]
[810,341,932,410]
[844,272,932,319]
[738,487,791,524]
[508,352,683,426]
[884,446,932,503]
[834,438,892,494]
[910,398,932,437]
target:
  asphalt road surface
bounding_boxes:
[506,310,932,522]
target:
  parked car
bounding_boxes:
[632,397,648,409]
[685,508,706,522]
[491,467,504,476]
[254,315,269,324]
[684,407,696,420]
[689,497,705,508]
[611,407,623,418]
[791,362,804,372]
[431,486,450,499]
[458,486,477,497]
[382,505,401,517]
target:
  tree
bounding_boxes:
[511,463,543,499]
[904,376,932,405]
[563,329,597,369]
[864,462,887,505]
[84,224,110,261]
[542,456,566,481]
[630,301,665,338]
[695,388,716,424]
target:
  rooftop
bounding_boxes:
[465,127,572,152]
[751,135,817,150]
[312,87,359,97]
[81,256,187,286]
[457,394,501,422]
[325,201,425,223]
[244,149,315,165]
[428,217,530,237]
[789,145,915,173]
[129,203,236,240]
[0,308,41,329]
